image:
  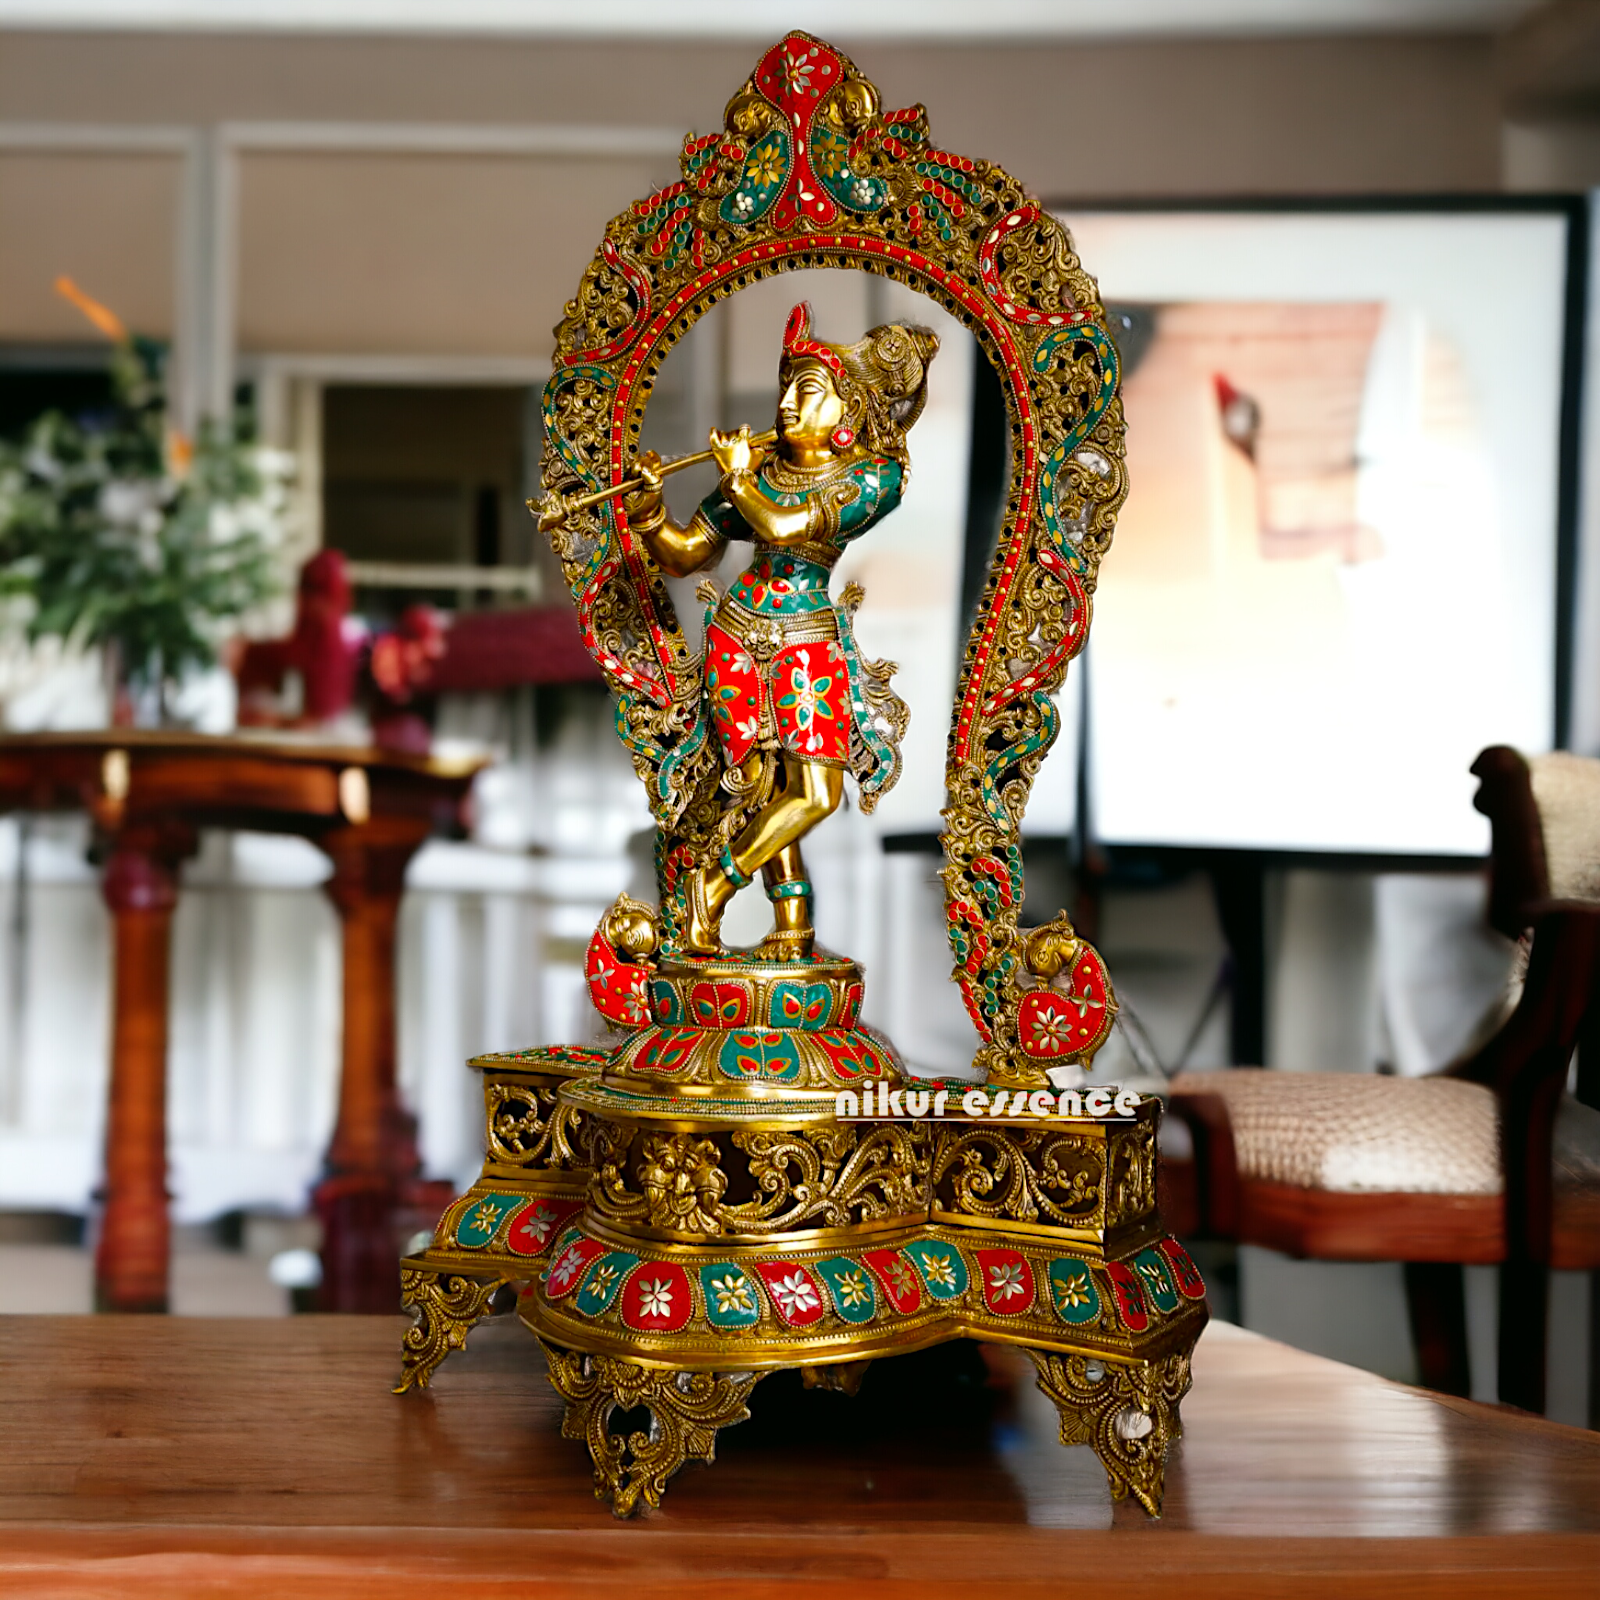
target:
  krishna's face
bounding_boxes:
[777,358,847,451]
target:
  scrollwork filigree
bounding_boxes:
[932,1125,1102,1227]
[586,1121,931,1237]
[726,1122,930,1232]
[395,1267,507,1394]
[1026,1348,1191,1516]
[485,1080,588,1171]
[1107,1118,1156,1225]
[538,1339,761,1518]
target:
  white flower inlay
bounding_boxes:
[770,1271,819,1317]
[637,1277,674,1319]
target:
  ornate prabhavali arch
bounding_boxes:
[392,32,1203,1522]
[540,30,1123,1079]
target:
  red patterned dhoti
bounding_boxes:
[704,619,850,767]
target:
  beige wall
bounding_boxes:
[0,29,1501,194]
[237,151,673,356]
[0,151,179,342]
[0,28,1506,361]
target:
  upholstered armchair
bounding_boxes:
[1166,747,1600,1416]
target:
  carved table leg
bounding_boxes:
[314,821,430,1313]
[95,828,195,1314]
[1026,1347,1192,1518]
[536,1339,761,1517]
[395,1266,509,1393]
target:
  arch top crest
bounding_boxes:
[539,29,1128,1084]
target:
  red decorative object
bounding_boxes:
[783,301,848,383]
[620,1261,694,1333]
[425,603,604,693]
[975,1248,1036,1316]
[810,1030,879,1080]
[829,425,855,450]
[1106,1261,1150,1331]
[704,624,850,767]
[862,1247,923,1314]
[753,35,845,231]
[1017,943,1115,1061]
[506,1198,585,1258]
[636,1028,701,1076]
[585,926,651,1027]
[365,605,447,755]
[839,982,864,1029]
[690,981,751,1028]
[545,1236,607,1300]
[1158,1237,1209,1300]
[235,549,362,726]
[1016,990,1082,1060]
[756,1261,827,1327]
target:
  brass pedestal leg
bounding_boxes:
[395,1266,509,1393]
[1026,1348,1193,1517]
[537,1341,761,1516]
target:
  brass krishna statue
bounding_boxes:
[623,302,935,959]
[397,30,1201,1529]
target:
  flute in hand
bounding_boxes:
[531,427,778,533]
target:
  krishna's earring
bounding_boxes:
[830,425,856,450]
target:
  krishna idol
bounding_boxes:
[624,303,935,959]
[393,31,1204,1524]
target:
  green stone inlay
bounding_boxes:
[1047,1257,1102,1325]
[729,549,833,615]
[817,1256,878,1324]
[700,1262,762,1329]
[454,1192,528,1249]
[718,126,789,227]
[1133,1248,1180,1313]
[909,1242,969,1301]
[717,1028,803,1082]
[575,1250,640,1316]
[649,978,684,1025]
[767,980,833,1030]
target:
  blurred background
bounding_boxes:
[0,0,1597,1423]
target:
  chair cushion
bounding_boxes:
[1167,1071,1501,1195]
[1528,751,1600,904]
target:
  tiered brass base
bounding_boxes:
[398,990,1206,1518]
[395,1043,603,1392]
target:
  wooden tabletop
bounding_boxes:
[1,1314,1597,1598]
[0,728,485,838]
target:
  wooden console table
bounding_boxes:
[0,731,483,1314]
[0,1315,1595,1596]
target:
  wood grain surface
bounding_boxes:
[0,1313,1597,1596]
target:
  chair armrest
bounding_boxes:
[1450,902,1600,1259]
[1472,745,1548,938]
[1450,902,1600,1093]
